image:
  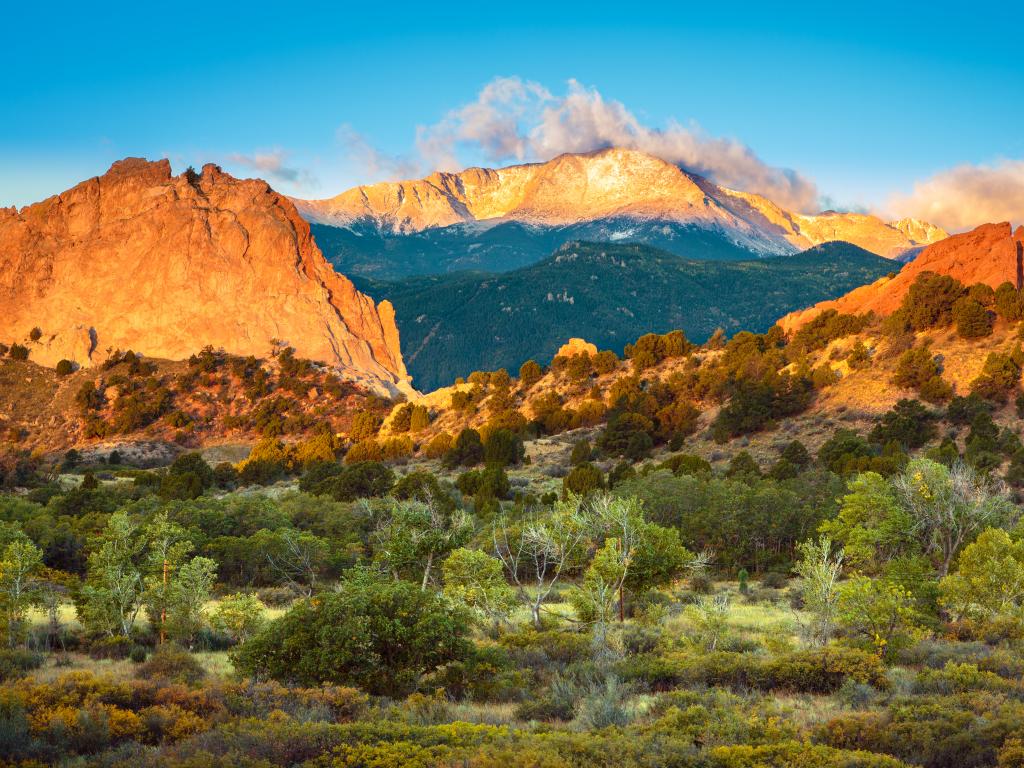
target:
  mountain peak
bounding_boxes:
[293,149,946,260]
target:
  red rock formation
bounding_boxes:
[779,222,1024,333]
[555,338,598,358]
[0,159,411,394]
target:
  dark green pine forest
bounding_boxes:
[358,240,893,390]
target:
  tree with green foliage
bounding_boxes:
[348,411,382,441]
[160,452,215,500]
[518,359,543,387]
[233,569,472,696]
[442,547,516,625]
[570,495,647,641]
[373,498,472,590]
[970,348,1023,403]
[599,411,655,457]
[846,340,872,370]
[209,593,267,644]
[494,494,594,628]
[892,346,941,391]
[456,466,510,506]
[900,271,966,330]
[918,374,954,404]
[964,412,1003,472]
[939,527,1024,628]
[946,392,992,425]
[142,513,194,641]
[0,539,43,647]
[482,428,524,467]
[781,440,812,469]
[392,471,457,511]
[390,403,414,432]
[818,429,873,473]
[409,404,431,431]
[659,453,712,477]
[995,281,1024,321]
[836,575,923,658]
[625,522,692,598]
[311,461,394,501]
[165,556,216,648]
[820,472,915,573]
[726,451,761,478]
[794,536,844,646]
[893,459,1016,577]
[570,439,593,466]
[76,510,149,638]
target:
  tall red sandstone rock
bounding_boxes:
[779,222,1024,333]
[0,159,411,394]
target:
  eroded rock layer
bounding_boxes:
[0,159,411,394]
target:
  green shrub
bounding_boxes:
[562,462,605,497]
[617,647,887,694]
[869,399,937,449]
[482,428,525,467]
[0,648,43,681]
[136,644,206,685]
[443,429,484,468]
[233,570,472,696]
[952,297,994,339]
[710,741,910,768]
[893,346,940,391]
[570,439,593,466]
[659,453,712,476]
[519,359,543,387]
[900,271,966,330]
[313,461,394,501]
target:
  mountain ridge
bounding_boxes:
[294,148,946,261]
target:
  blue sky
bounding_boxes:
[3,0,1023,228]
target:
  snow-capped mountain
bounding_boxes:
[293,148,946,265]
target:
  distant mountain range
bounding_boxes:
[296,148,946,279]
[362,240,896,390]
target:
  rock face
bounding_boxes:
[0,159,411,394]
[294,148,947,259]
[779,222,1024,332]
[555,338,598,358]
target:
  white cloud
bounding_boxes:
[887,160,1024,232]
[414,76,552,170]
[343,77,821,212]
[228,149,316,189]
[336,125,422,182]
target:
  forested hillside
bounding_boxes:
[368,240,893,389]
